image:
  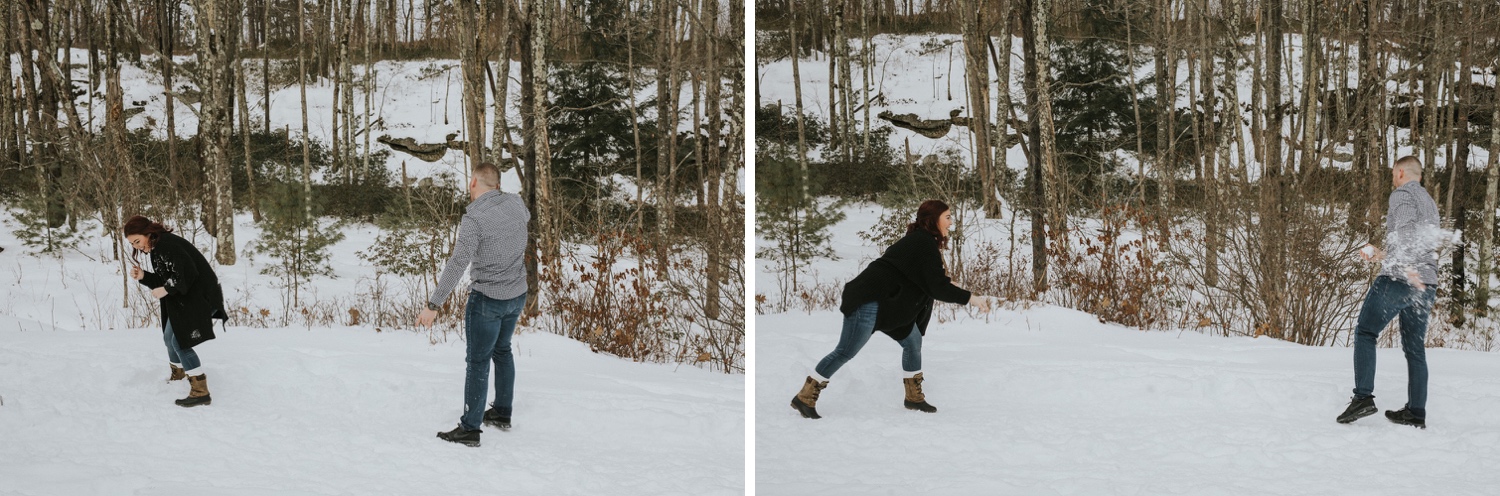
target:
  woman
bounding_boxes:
[791,200,994,419]
[125,215,228,407]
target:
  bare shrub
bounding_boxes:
[1049,205,1172,328]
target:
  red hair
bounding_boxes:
[906,199,950,249]
[123,215,173,263]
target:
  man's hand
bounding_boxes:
[130,265,144,281]
[1404,268,1426,291]
[151,287,168,299]
[1359,244,1385,262]
[416,308,438,328]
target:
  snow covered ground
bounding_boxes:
[754,197,1500,494]
[0,324,744,495]
[755,306,1500,495]
[0,188,743,494]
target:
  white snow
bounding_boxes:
[9,48,734,195]
[0,199,743,495]
[755,305,1500,494]
[0,325,743,495]
[754,190,1500,493]
[755,32,1497,185]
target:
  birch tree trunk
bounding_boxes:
[188,0,240,264]
[1032,0,1064,265]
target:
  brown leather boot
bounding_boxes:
[790,376,829,419]
[176,374,212,407]
[903,372,936,413]
[168,364,186,382]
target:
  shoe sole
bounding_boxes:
[483,420,512,431]
[1385,415,1426,429]
[1337,405,1377,424]
[437,435,481,447]
[790,397,821,419]
[904,401,937,413]
[176,397,211,408]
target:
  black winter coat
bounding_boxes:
[839,229,971,341]
[138,232,227,349]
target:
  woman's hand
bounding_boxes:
[151,287,168,299]
[130,265,144,281]
[969,295,996,313]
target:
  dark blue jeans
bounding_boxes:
[814,301,923,378]
[459,291,527,431]
[1352,276,1436,413]
[163,320,201,372]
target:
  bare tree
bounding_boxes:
[300,0,313,224]
[1480,63,1499,317]
[456,0,488,167]
[0,0,15,168]
[186,0,242,264]
[956,0,997,217]
[1020,0,1063,289]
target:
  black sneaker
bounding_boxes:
[437,425,481,447]
[483,408,511,430]
[1336,396,1377,424]
[1385,407,1426,429]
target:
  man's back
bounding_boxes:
[430,190,531,306]
[1382,181,1441,286]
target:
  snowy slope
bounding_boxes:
[0,325,744,495]
[755,306,1500,495]
[9,49,724,189]
[755,33,1497,180]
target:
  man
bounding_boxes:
[1336,155,1442,429]
[417,162,531,447]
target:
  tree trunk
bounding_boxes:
[1297,0,1319,182]
[791,0,811,205]
[1352,0,1380,233]
[861,0,872,158]
[1448,2,1470,324]
[836,0,855,163]
[300,0,312,225]
[1259,0,1285,339]
[627,13,645,232]
[959,0,996,218]
[490,0,513,179]
[161,0,179,199]
[992,0,1013,216]
[1478,70,1500,317]
[262,0,270,134]
[1199,0,1219,287]
[188,0,241,265]
[1021,0,1048,291]
[656,0,676,243]
[530,0,556,261]
[457,0,487,167]
[0,0,14,168]
[703,0,722,320]
[1032,0,1064,266]
[238,34,261,222]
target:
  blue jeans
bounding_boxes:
[460,291,527,431]
[814,301,923,378]
[1352,276,1436,412]
[164,320,201,371]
